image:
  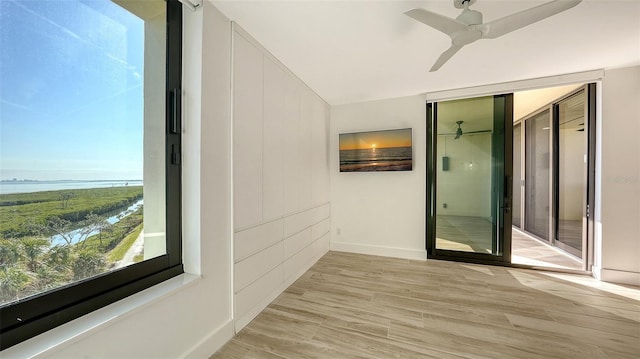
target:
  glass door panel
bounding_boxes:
[429,94,512,262]
[525,110,550,240]
[513,123,522,228]
[556,90,586,256]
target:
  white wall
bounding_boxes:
[330,95,426,260]
[231,26,331,331]
[596,65,640,286]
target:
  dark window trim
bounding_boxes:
[0,0,183,350]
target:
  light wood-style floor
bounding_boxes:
[212,251,640,359]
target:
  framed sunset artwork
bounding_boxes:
[339,128,413,172]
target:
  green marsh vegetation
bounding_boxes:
[0,186,144,304]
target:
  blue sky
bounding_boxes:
[0,0,145,180]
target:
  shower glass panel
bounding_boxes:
[556,90,586,254]
[525,110,550,240]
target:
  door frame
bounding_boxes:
[425,94,513,266]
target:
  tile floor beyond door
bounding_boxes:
[435,215,582,271]
[212,251,639,359]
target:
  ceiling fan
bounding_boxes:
[452,120,491,139]
[405,0,582,71]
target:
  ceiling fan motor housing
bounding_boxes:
[456,9,483,25]
[453,6,483,45]
[452,28,483,46]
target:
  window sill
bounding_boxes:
[1,273,201,359]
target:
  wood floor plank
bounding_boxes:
[312,325,462,359]
[545,308,640,337]
[243,310,321,341]
[212,251,640,359]
[210,339,252,359]
[234,329,373,359]
[506,313,640,356]
[388,320,553,359]
[418,313,609,358]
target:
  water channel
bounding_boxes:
[50,199,144,247]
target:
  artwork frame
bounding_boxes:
[339,128,413,172]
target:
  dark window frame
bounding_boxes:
[0,0,183,350]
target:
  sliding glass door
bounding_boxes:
[513,84,595,270]
[513,123,522,228]
[426,95,512,264]
[524,110,551,240]
[554,89,587,257]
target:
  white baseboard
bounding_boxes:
[598,267,640,286]
[181,319,234,359]
[330,241,427,261]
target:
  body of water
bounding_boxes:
[340,147,412,172]
[0,180,143,195]
[50,199,144,246]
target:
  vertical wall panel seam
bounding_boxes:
[229,22,237,328]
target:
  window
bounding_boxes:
[0,0,182,349]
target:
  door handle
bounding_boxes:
[503,176,512,214]
[502,199,511,214]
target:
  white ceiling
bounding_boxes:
[211,0,640,106]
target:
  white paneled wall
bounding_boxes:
[262,59,285,221]
[283,77,301,214]
[232,25,331,331]
[233,33,263,229]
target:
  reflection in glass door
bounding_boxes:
[555,90,586,257]
[427,95,512,263]
[525,110,550,240]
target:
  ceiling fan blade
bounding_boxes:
[481,0,582,39]
[430,44,463,72]
[405,8,468,36]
